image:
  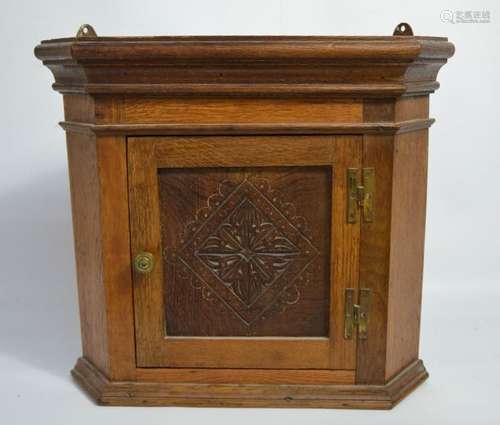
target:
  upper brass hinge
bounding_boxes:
[347,168,375,223]
[344,288,371,340]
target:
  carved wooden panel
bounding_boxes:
[159,167,331,336]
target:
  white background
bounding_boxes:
[1,0,499,424]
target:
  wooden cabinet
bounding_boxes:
[35,24,454,409]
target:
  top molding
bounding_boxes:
[35,28,454,98]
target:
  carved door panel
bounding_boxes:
[128,136,361,369]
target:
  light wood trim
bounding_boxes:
[151,136,336,167]
[60,119,435,136]
[395,96,429,122]
[385,130,428,380]
[118,98,362,125]
[356,134,394,384]
[96,136,136,379]
[154,338,330,369]
[53,82,442,97]
[66,132,109,373]
[330,136,361,369]
[127,141,165,366]
[136,367,355,385]
[72,357,429,408]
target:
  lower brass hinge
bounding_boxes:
[344,288,371,340]
[347,168,375,223]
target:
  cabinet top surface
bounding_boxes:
[41,34,448,43]
[36,24,453,60]
[37,34,453,61]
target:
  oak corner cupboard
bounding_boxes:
[35,23,454,409]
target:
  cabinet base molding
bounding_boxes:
[71,357,428,409]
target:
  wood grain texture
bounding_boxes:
[128,135,360,370]
[116,98,362,124]
[59,120,435,136]
[146,338,331,369]
[37,30,454,408]
[66,132,136,380]
[35,35,454,97]
[66,132,108,374]
[363,99,395,122]
[152,135,337,167]
[356,134,394,385]
[159,166,331,337]
[63,94,95,123]
[96,136,136,379]
[136,368,355,385]
[385,129,429,380]
[127,140,164,366]
[72,356,428,408]
[330,136,361,369]
[395,96,429,122]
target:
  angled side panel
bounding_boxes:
[385,129,429,380]
[66,132,109,374]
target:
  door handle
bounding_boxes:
[134,251,155,274]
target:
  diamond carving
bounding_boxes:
[175,179,319,325]
[197,198,301,306]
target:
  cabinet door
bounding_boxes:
[128,135,361,368]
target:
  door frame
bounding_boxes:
[127,135,360,369]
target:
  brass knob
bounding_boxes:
[134,251,155,274]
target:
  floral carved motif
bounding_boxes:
[197,198,301,306]
[172,178,319,325]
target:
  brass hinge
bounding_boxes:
[347,168,375,223]
[344,288,371,340]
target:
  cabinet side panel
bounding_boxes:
[66,133,109,373]
[63,94,95,123]
[385,130,428,381]
[394,96,429,122]
[356,134,394,384]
